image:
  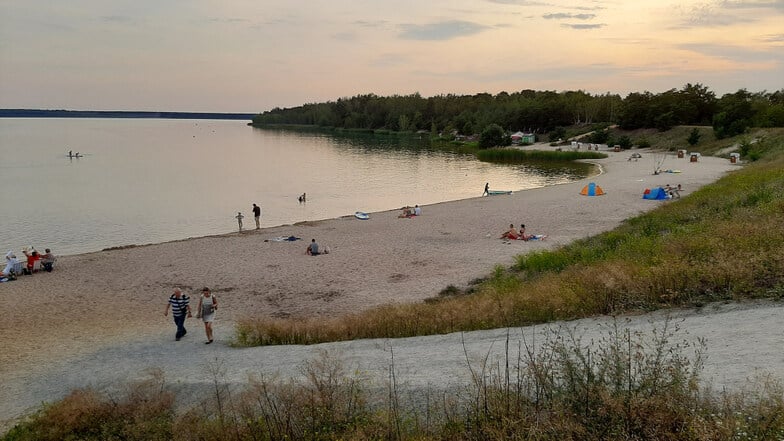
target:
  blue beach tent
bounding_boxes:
[643,187,668,200]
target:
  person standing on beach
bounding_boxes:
[235,212,244,232]
[196,287,218,344]
[164,288,192,341]
[483,183,490,196]
[252,203,261,229]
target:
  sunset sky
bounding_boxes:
[1,0,782,113]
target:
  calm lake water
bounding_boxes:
[0,118,591,256]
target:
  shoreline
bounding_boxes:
[3,149,741,426]
[60,156,603,259]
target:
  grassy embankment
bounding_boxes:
[6,321,784,440]
[235,128,784,346]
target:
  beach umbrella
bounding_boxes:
[580,182,605,196]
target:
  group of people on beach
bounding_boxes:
[164,287,218,344]
[500,223,542,241]
[398,205,421,218]
[235,203,263,232]
[664,184,682,198]
[2,247,56,281]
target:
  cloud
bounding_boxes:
[100,15,133,24]
[353,20,389,28]
[670,1,778,28]
[331,32,356,41]
[485,0,553,5]
[398,20,489,40]
[484,0,606,9]
[370,53,411,68]
[569,4,606,11]
[679,42,783,63]
[722,0,784,11]
[542,12,596,19]
[762,33,784,42]
[561,23,605,29]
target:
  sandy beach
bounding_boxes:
[7,148,776,428]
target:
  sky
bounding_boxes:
[1,0,782,113]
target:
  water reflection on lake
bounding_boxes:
[0,119,592,255]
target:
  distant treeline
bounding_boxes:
[0,109,255,120]
[252,84,784,139]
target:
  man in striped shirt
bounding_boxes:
[164,288,192,341]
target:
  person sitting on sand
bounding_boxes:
[500,223,519,240]
[518,224,547,241]
[3,251,19,277]
[666,184,682,199]
[519,224,532,241]
[22,248,41,273]
[398,206,413,218]
[40,248,56,272]
[413,205,421,216]
[306,238,320,255]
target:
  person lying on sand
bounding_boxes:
[398,207,413,218]
[518,224,547,241]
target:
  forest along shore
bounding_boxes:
[2,149,739,426]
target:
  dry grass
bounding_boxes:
[7,323,784,440]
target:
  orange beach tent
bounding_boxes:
[580,182,605,196]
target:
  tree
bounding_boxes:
[549,126,566,142]
[479,124,509,148]
[687,128,701,146]
[617,135,633,149]
[713,89,753,139]
[589,128,610,144]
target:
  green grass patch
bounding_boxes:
[476,147,606,163]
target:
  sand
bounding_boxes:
[6,147,778,429]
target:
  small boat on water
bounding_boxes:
[487,190,512,195]
[354,211,370,220]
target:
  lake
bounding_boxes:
[0,118,591,255]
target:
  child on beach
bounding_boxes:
[235,212,244,232]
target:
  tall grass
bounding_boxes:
[235,133,784,347]
[6,323,784,440]
[476,148,606,163]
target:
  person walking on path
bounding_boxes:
[252,203,261,229]
[164,288,192,341]
[235,212,244,232]
[197,287,218,344]
[483,182,490,196]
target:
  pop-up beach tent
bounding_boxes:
[642,187,668,200]
[580,182,604,196]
